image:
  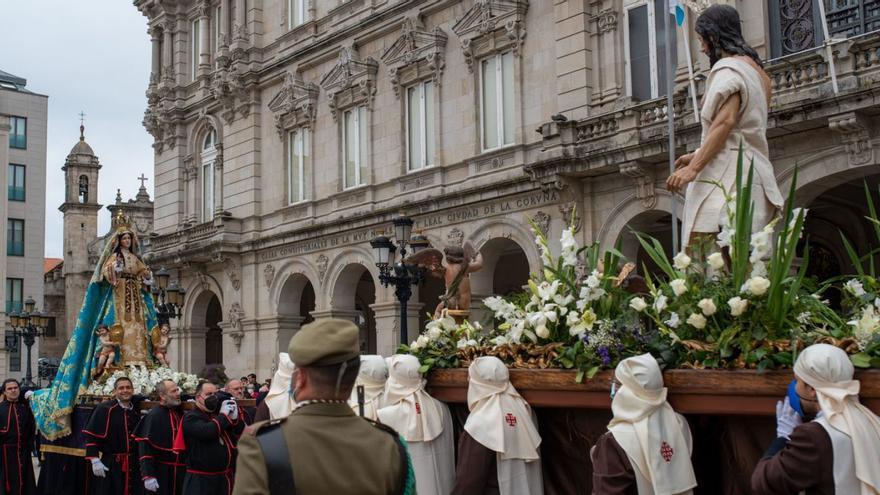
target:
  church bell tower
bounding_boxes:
[59,124,102,331]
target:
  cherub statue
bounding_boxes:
[151,324,172,367]
[93,325,117,378]
[405,242,483,318]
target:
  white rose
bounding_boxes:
[629,297,648,312]
[845,279,866,297]
[728,296,749,317]
[410,340,421,352]
[747,276,771,296]
[687,313,707,330]
[653,294,668,313]
[673,252,692,271]
[427,326,442,340]
[707,252,725,271]
[698,298,717,316]
[416,335,430,348]
[670,279,688,297]
[536,325,550,339]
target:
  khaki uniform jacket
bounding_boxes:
[232,402,407,495]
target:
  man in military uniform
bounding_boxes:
[232,318,416,495]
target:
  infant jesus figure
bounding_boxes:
[93,324,117,378]
[405,241,483,319]
[151,324,172,367]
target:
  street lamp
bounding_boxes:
[151,267,185,326]
[6,299,49,389]
[370,215,429,347]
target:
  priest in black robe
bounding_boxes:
[0,379,36,495]
[83,376,143,495]
[173,382,243,495]
[133,380,184,494]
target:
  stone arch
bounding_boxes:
[182,275,224,329]
[188,112,224,153]
[467,217,541,276]
[777,145,877,206]
[268,259,322,314]
[323,247,381,308]
[597,190,677,255]
[326,254,378,354]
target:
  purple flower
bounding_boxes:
[597,345,611,366]
[582,334,590,344]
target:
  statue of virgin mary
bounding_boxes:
[31,212,161,439]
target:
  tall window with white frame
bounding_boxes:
[480,51,515,151]
[287,128,311,204]
[191,18,201,81]
[288,0,306,29]
[624,0,676,101]
[343,106,367,189]
[406,81,435,171]
[201,129,217,221]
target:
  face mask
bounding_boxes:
[787,379,805,419]
[203,394,220,413]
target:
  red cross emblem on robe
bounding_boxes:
[660,441,674,462]
[505,413,517,427]
[415,402,421,415]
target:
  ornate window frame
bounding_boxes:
[381,16,447,172]
[451,0,528,73]
[268,70,319,138]
[320,46,379,122]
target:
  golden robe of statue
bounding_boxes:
[101,229,154,366]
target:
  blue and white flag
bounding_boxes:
[669,1,686,26]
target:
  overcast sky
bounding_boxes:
[2,1,153,258]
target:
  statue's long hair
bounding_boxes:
[112,231,140,267]
[695,5,762,68]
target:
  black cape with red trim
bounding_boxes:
[0,399,36,495]
[174,408,243,495]
[83,400,143,495]
[133,404,184,495]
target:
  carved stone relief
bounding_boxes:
[320,46,379,121]
[380,15,448,98]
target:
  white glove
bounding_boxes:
[776,396,802,440]
[90,458,109,478]
[23,390,33,400]
[219,399,236,419]
[144,477,159,492]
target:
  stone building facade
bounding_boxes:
[0,70,47,380]
[134,0,880,379]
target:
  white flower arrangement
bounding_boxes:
[86,365,199,397]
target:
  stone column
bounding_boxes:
[370,301,423,357]
[198,3,211,70]
[233,0,246,40]
[162,19,175,83]
[177,326,208,374]
[257,315,305,359]
[221,0,231,41]
[150,26,161,84]
[555,0,593,119]
[0,116,8,328]
[213,153,224,220]
[310,309,360,322]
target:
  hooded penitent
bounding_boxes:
[348,355,388,420]
[264,352,296,420]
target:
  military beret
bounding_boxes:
[288,318,360,367]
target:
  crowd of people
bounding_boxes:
[0,318,878,494]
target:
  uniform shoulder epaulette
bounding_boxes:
[253,417,287,436]
[364,418,402,439]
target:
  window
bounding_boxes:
[480,51,515,151]
[191,18,201,81]
[625,0,677,101]
[343,106,367,189]
[406,81,435,171]
[5,278,22,314]
[6,219,24,257]
[202,129,217,221]
[9,117,26,149]
[287,128,311,204]
[8,339,20,372]
[78,175,89,203]
[288,0,306,29]
[44,317,56,338]
[7,164,25,201]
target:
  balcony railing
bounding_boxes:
[7,186,24,202]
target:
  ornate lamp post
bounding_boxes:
[370,216,430,346]
[6,297,49,389]
[151,267,187,327]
